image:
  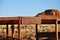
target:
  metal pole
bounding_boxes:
[55,20,58,40]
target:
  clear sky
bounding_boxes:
[0,0,60,17]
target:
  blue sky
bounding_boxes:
[0,0,60,17]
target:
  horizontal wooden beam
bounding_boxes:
[22,17,41,24]
[0,17,19,21]
[0,17,22,24]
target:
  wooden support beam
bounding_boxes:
[36,18,41,40]
[6,24,8,40]
[36,24,38,40]
[55,20,58,40]
[11,24,14,40]
[18,18,20,40]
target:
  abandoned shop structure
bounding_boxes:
[0,9,60,40]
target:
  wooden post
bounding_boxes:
[6,24,8,40]
[11,24,14,40]
[36,18,41,40]
[55,20,58,40]
[36,24,38,40]
[18,18,20,40]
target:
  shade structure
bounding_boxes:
[0,9,60,40]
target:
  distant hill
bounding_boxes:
[36,9,60,17]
